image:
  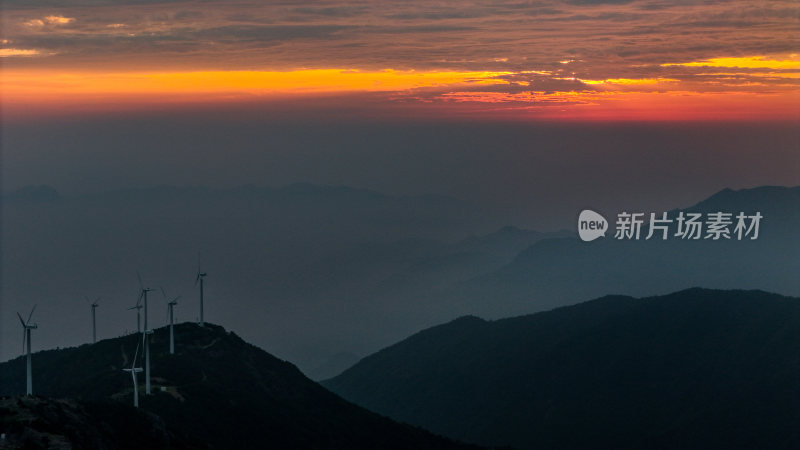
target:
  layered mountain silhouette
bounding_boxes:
[1,183,564,371]
[325,288,800,450]
[306,351,362,381]
[2,184,797,373]
[0,323,479,450]
[446,186,800,319]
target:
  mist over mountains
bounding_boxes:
[2,183,798,374]
[451,185,800,318]
[0,183,557,370]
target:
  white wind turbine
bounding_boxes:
[128,298,143,333]
[137,272,155,395]
[161,287,180,355]
[16,305,38,396]
[123,341,144,407]
[85,296,101,343]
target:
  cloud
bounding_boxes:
[564,0,636,4]
[662,56,800,70]
[0,48,42,57]
[1,0,798,119]
[580,77,679,85]
[289,6,368,18]
[45,15,74,25]
[23,15,74,27]
[173,10,204,21]
[23,19,45,27]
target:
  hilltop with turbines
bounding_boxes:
[0,322,479,450]
[1,257,478,449]
[13,258,211,407]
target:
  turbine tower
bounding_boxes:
[16,305,38,396]
[161,288,180,355]
[86,296,101,343]
[123,341,144,407]
[137,272,155,395]
[128,296,143,333]
[195,255,207,327]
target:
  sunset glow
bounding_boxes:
[2,0,798,121]
[663,56,800,70]
[2,69,512,99]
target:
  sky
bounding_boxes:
[1,0,798,121]
[1,0,798,217]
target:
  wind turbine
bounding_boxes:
[195,254,207,327]
[85,296,101,343]
[123,341,144,407]
[128,300,143,333]
[137,272,155,395]
[16,305,38,396]
[161,287,180,355]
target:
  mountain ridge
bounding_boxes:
[0,323,481,450]
[325,288,800,450]
[448,186,800,319]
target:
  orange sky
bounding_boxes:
[2,0,799,121]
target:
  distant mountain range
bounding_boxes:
[2,184,797,374]
[0,323,478,450]
[324,288,800,450]
[306,351,362,381]
[0,183,563,370]
[442,185,800,319]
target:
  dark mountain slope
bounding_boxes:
[325,289,800,450]
[0,323,480,450]
[0,396,201,450]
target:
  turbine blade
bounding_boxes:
[132,341,140,368]
[85,296,91,304]
[160,286,167,300]
[137,271,143,290]
[195,252,202,283]
[27,305,37,324]
[17,312,26,327]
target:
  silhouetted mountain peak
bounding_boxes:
[687,185,800,216]
[0,322,479,450]
[411,315,488,339]
[326,288,800,450]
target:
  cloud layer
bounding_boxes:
[2,0,798,119]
